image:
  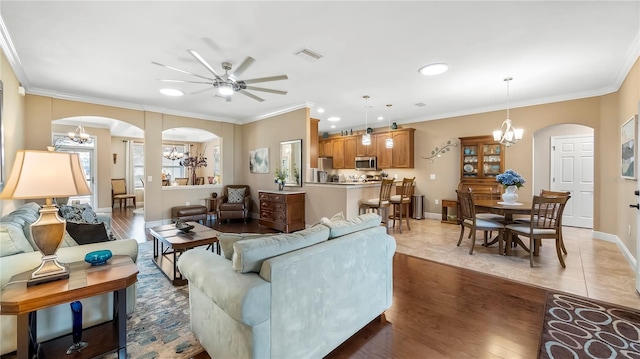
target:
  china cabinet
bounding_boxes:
[458,135,505,194]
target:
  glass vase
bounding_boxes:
[278,182,284,191]
[66,301,88,354]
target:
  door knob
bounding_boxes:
[630,204,640,209]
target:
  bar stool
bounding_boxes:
[359,179,394,232]
[389,177,415,233]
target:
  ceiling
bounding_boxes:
[2,1,639,138]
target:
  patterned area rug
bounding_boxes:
[106,241,203,358]
[539,292,640,358]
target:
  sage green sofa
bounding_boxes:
[0,202,138,356]
[178,213,396,359]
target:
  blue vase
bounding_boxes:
[66,301,88,354]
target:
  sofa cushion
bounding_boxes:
[320,213,382,239]
[219,202,245,211]
[232,225,330,273]
[219,233,276,260]
[227,187,246,203]
[60,231,79,247]
[0,223,35,256]
[65,222,110,245]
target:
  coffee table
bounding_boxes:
[1,255,138,359]
[149,222,219,286]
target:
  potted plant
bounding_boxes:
[179,152,207,185]
[496,169,526,204]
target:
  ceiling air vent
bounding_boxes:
[415,102,427,107]
[295,48,323,62]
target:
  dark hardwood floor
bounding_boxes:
[111,209,548,359]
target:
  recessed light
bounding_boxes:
[327,116,341,122]
[419,63,448,76]
[317,108,325,113]
[377,116,384,121]
[160,88,184,96]
[330,125,336,128]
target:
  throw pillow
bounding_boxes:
[227,188,246,204]
[60,231,79,247]
[232,225,330,273]
[65,222,110,245]
[218,233,276,260]
[59,204,100,224]
[320,212,382,239]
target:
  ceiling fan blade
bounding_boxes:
[190,87,216,95]
[244,86,287,95]
[152,61,215,81]
[230,56,255,79]
[188,50,223,80]
[238,90,265,102]
[242,75,288,84]
[160,79,213,85]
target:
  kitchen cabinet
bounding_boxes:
[458,135,505,192]
[258,190,305,233]
[331,138,345,169]
[344,136,357,169]
[356,134,377,156]
[391,129,415,168]
[318,128,415,169]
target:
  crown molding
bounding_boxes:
[0,14,29,88]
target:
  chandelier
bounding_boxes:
[68,125,90,144]
[163,130,184,161]
[385,104,394,149]
[362,95,371,146]
[493,77,523,147]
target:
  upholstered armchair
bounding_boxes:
[217,185,251,223]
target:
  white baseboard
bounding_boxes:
[592,230,637,274]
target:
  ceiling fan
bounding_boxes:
[153,50,288,102]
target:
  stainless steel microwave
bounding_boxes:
[355,156,377,171]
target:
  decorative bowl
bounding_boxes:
[85,250,112,266]
[175,220,195,233]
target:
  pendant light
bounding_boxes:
[492,77,523,147]
[362,95,371,146]
[385,104,394,149]
[68,125,90,144]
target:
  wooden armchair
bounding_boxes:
[111,178,136,209]
[217,185,251,223]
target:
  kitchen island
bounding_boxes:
[303,181,386,222]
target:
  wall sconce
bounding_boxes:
[113,153,117,164]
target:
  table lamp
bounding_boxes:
[0,150,92,286]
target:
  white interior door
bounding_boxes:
[551,135,594,228]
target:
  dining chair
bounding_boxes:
[469,187,505,238]
[360,179,394,232]
[505,195,570,267]
[456,190,505,255]
[516,189,571,254]
[175,178,189,186]
[111,178,136,209]
[389,177,415,233]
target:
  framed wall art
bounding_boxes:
[621,114,638,180]
[249,147,269,174]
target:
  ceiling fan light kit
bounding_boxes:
[154,50,288,102]
[493,77,523,147]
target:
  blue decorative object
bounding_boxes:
[84,250,112,266]
[66,301,88,354]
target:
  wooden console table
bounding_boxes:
[258,190,306,233]
[441,198,458,224]
[1,256,138,359]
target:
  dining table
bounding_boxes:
[474,199,533,255]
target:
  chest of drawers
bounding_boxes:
[258,190,305,233]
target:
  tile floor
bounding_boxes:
[388,218,640,309]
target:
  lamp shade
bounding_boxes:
[1,150,92,200]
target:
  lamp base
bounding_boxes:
[27,259,69,287]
